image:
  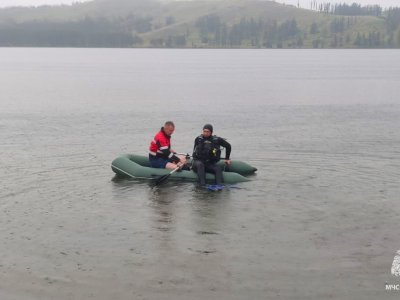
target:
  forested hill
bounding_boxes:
[0,0,400,48]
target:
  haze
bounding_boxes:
[0,0,92,8]
[276,0,399,8]
[0,0,399,9]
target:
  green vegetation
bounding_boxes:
[0,0,399,48]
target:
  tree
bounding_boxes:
[386,8,400,32]
[395,28,400,47]
[310,22,318,34]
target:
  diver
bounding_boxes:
[192,124,231,186]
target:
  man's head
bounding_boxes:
[163,121,175,136]
[202,124,213,137]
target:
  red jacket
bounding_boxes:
[149,128,179,162]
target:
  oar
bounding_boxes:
[177,153,192,159]
[154,166,181,185]
[177,153,229,160]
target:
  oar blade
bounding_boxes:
[154,166,180,186]
[155,173,170,185]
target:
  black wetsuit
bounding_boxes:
[192,135,231,185]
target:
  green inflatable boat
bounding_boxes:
[111,154,257,184]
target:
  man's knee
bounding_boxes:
[194,160,204,168]
[211,163,222,173]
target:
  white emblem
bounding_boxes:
[391,250,400,276]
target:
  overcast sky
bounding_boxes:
[0,0,92,8]
[0,0,398,9]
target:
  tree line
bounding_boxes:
[0,14,167,47]
[183,14,399,48]
[193,15,299,48]
[0,7,399,48]
[386,8,400,31]
[311,1,400,33]
[0,17,132,47]
[313,2,383,16]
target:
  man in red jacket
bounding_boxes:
[149,121,186,170]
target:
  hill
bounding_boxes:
[0,0,399,48]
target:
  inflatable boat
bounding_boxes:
[111,154,257,184]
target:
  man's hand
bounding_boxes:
[177,154,187,164]
[224,159,231,165]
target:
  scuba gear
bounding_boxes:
[192,127,232,186]
[193,135,221,163]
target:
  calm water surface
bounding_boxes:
[1,48,399,300]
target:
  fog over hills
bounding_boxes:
[0,0,91,8]
[275,0,399,9]
[0,0,399,48]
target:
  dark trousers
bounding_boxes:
[192,159,223,185]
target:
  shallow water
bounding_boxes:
[1,48,400,299]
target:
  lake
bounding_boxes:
[1,48,399,300]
